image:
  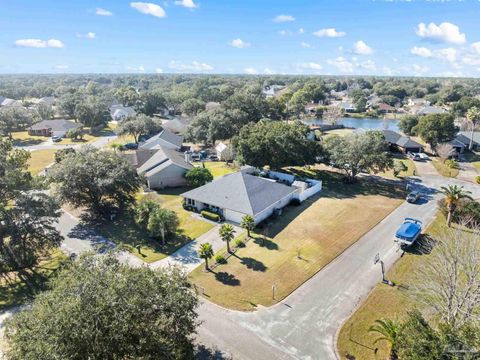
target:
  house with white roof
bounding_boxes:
[215,142,234,161]
[139,128,183,150]
[110,105,136,121]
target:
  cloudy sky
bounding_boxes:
[1,0,480,77]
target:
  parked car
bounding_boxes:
[407,152,422,161]
[122,142,138,150]
[418,153,429,160]
[406,191,421,203]
[191,152,201,161]
[208,154,219,161]
[51,135,62,142]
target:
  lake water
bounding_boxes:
[303,117,400,132]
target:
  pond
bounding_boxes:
[302,117,400,132]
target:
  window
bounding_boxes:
[187,198,196,206]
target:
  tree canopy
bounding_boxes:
[116,114,162,144]
[185,167,213,187]
[414,113,457,150]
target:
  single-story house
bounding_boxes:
[407,98,430,107]
[447,138,466,154]
[39,97,56,106]
[262,85,285,98]
[382,130,424,153]
[377,103,396,114]
[139,128,183,150]
[339,101,356,113]
[454,131,480,151]
[0,98,22,107]
[137,146,193,189]
[215,142,234,161]
[416,106,447,116]
[162,117,190,134]
[181,167,322,225]
[110,105,136,121]
[28,119,83,137]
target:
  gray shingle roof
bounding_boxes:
[456,132,480,147]
[382,130,423,150]
[140,128,183,149]
[181,171,297,216]
[28,119,83,132]
[137,146,192,175]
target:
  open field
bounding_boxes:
[337,214,447,360]
[192,161,237,178]
[189,169,406,311]
[27,149,57,174]
[95,188,214,263]
[432,159,459,178]
[0,250,67,312]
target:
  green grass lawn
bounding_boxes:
[377,155,416,179]
[432,159,459,178]
[95,188,214,263]
[55,123,117,145]
[337,214,448,360]
[10,131,45,146]
[27,149,57,175]
[192,161,237,178]
[189,167,406,311]
[322,128,355,139]
[463,150,480,171]
[0,250,67,311]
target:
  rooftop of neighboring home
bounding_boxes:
[215,141,230,152]
[416,105,447,115]
[137,146,193,176]
[181,170,298,217]
[139,128,183,150]
[110,105,136,119]
[161,117,190,134]
[382,130,424,149]
[454,131,480,147]
[28,119,83,132]
[378,103,396,111]
[0,98,21,107]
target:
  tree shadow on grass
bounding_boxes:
[240,257,267,272]
[195,344,232,360]
[12,138,44,146]
[212,271,240,286]
[252,235,279,250]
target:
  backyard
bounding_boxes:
[95,188,214,263]
[189,168,407,311]
[337,214,446,360]
[192,161,237,178]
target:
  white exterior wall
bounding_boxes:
[146,164,188,189]
[254,193,295,225]
[295,180,322,202]
[52,130,68,138]
[223,209,245,223]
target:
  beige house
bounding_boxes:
[215,142,234,161]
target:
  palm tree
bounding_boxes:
[440,185,473,227]
[198,243,214,271]
[240,215,255,237]
[466,106,480,150]
[219,224,235,253]
[368,318,400,360]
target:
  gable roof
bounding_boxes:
[140,128,183,150]
[28,119,83,132]
[138,146,192,176]
[417,106,446,115]
[456,132,480,147]
[215,142,229,152]
[181,171,296,216]
[382,130,423,149]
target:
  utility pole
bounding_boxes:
[374,253,394,286]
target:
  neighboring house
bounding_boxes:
[215,142,234,161]
[181,167,322,225]
[339,101,356,113]
[139,128,183,150]
[407,98,430,107]
[162,117,190,134]
[0,98,22,107]
[39,97,56,106]
[137,146,193,189]
[366,94,382,108]
[110,105,136,121]
[382,130,424,153]
[416,106,447,116]
[262,85,285,98]
[453,131,480,151]
[28,119,83,137]
[377,103,396,114]
[447,138,466,154]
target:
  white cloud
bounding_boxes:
[126,65,145,72]
[130,2,166,18]
[14,39,64,48]
[313,28,346,38]
[416,22,466,44]
[169,60,214,72]
[95,8,113,16]
[353,40,373,55]
[436,47,457,62]
[360,59,376,71]
[244,67,258,74]
[174,0,198,9]
[300,42,313,48]
[55,64,69,70]
[278,30,291,36]
[410,46,432,58]
[299,62,323,71]
[263,68,275,74]
[156,68,163,73]
[230,39,251,49]
[274,15,295,23]
[327,57,354,73]
[77,32,96,39]
[298,28,305,34]
[471,42,480,55]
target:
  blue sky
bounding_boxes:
[1,0,480,76]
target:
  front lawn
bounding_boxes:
[95,188,214,263]
[0,250,67,311]
[189,169,406,311]
[55,123,116,145]
[27,149,57,174]
[192,161,237,178]
[337,214,446,360]
[376,155,416,179]
[10,131,45,146]
[432,159,459,178]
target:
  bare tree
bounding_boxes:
[412,225,480,330]
[436,143,455,163]
[323,106,344,126]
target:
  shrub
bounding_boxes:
[438,198,480,227]
[444,159,459,169]
[201,210,220,222]
[476,176,480,185]
[185,167,213,187]
[234,239,245,248]
[289,198,301,206]
[215,255,226,264]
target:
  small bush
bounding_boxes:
[289,198,301,206]
[444,159,459,169]
[476,176,480,184]
[201,210,220,222]
[235,239,245,248]
[215,255,226,264]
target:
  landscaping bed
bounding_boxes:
[189,169,406,311]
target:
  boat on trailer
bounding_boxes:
[394,218,422,247]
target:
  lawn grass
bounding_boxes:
[95,188,214,263]
[432,159,459,178]
[0,250,67,311]
[192,161,237,178]
[10,131,45,146]
[55,123,116,145]
[463,150,480,171]
[27,149,57,174]
[189,168,406,311]
[336,214,447,360]
[322,128,355,139]
[377,155,416,179]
